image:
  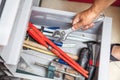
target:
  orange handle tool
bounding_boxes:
[27,23,88,78]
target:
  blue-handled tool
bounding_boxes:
[34,62,83,78]
[34,62,55,79]
[50,39,63,47]
[54,58,68,65]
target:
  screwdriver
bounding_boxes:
[34,62,81,78]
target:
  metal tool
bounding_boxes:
[83,41,100,80]
[33,24,97,42]
[50,39,76,47]
[17,57,33,72]
[52,14,105,42]
[76,48,90,80]
[83,41,98,66]
[34,62,55,79]
[34,62,82,78]
[28,22,88,78]
[77,48,90,69]
[52,28,74,42]
[54,58,68,65]
[17,57,40,77]
[23,40,78,60]
[64,68,78,80]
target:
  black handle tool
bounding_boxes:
[83,41,99,80]
[76,48,90,80]
[77,48,90,69]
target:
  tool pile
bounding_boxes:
[17,22,100,80]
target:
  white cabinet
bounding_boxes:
[0,0,25,46]
[0,1,112,80]
[0,0,33,65]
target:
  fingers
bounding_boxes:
[72,22,94,30]
[72,21,83,30]
[72,9,98,30]
[82,23,95,30]
[72,15,80,25]
[72,13,95,30]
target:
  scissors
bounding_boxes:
[52,13,105,42]
[27,22,89,78]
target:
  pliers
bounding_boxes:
[27,22,88,78]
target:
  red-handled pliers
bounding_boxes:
[27,22,88,78]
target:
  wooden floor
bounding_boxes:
[41,0,120,80]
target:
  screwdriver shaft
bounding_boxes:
[34,62,80,78]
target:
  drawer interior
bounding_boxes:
[14,7,111,80]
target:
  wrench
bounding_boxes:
[52,14,105,42]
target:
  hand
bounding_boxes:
[72,8,99,30]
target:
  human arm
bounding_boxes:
[72,0,116,30]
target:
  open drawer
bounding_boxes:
[2,7,112,80]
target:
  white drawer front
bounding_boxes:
[0,0,33,65]
[0,0,22,46]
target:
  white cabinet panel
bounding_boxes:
[0,0,33,65]
[0,0,22,46]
